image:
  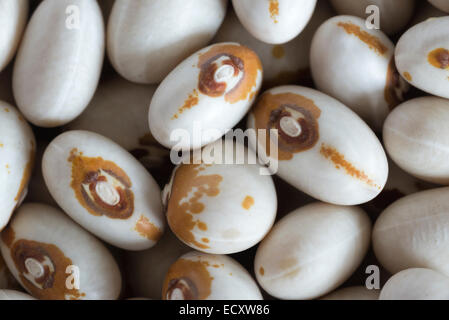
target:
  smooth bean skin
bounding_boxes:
[373,187,449,277]
[0,102,35,231]
[395,17,449,100]
[254,203,371,300]
[380,268,449,300]
[107,0,228,84]
[13,0,105,127]
[310,15,408,131]
[383,97,449,185]
[232,0,317,45]
[0,0,28,72]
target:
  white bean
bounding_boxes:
[13,0,105,127]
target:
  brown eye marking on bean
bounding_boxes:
[68,148,134,219]
[8,237,85,300]
[428,48,449,69]
[172,89,199,120]
[242,196,254,210]
[259,267,265,276]
[337,22,388,56]
[385,57,408,110]
[165,164,222,250]
[269,0,279,23]
[272,45,285,59]
[198,44,262,104]
[135,215,162,242]
[252,92,321,161]
[14,148,35,202]
[199,54,243,97]
[403,72,412,81]
[320,143,380,189]
[162,258,213,300]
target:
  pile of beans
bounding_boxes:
[1,0,449,300]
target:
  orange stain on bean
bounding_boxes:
[337,22,387,56]
[172,89,199,120]
[165,164,223,249]
[242,196,254,210]
[403,72,412,81]
[269,0,279,23]
[320,143,380,189]
[135,215,162,242]
[428,48,449,69]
